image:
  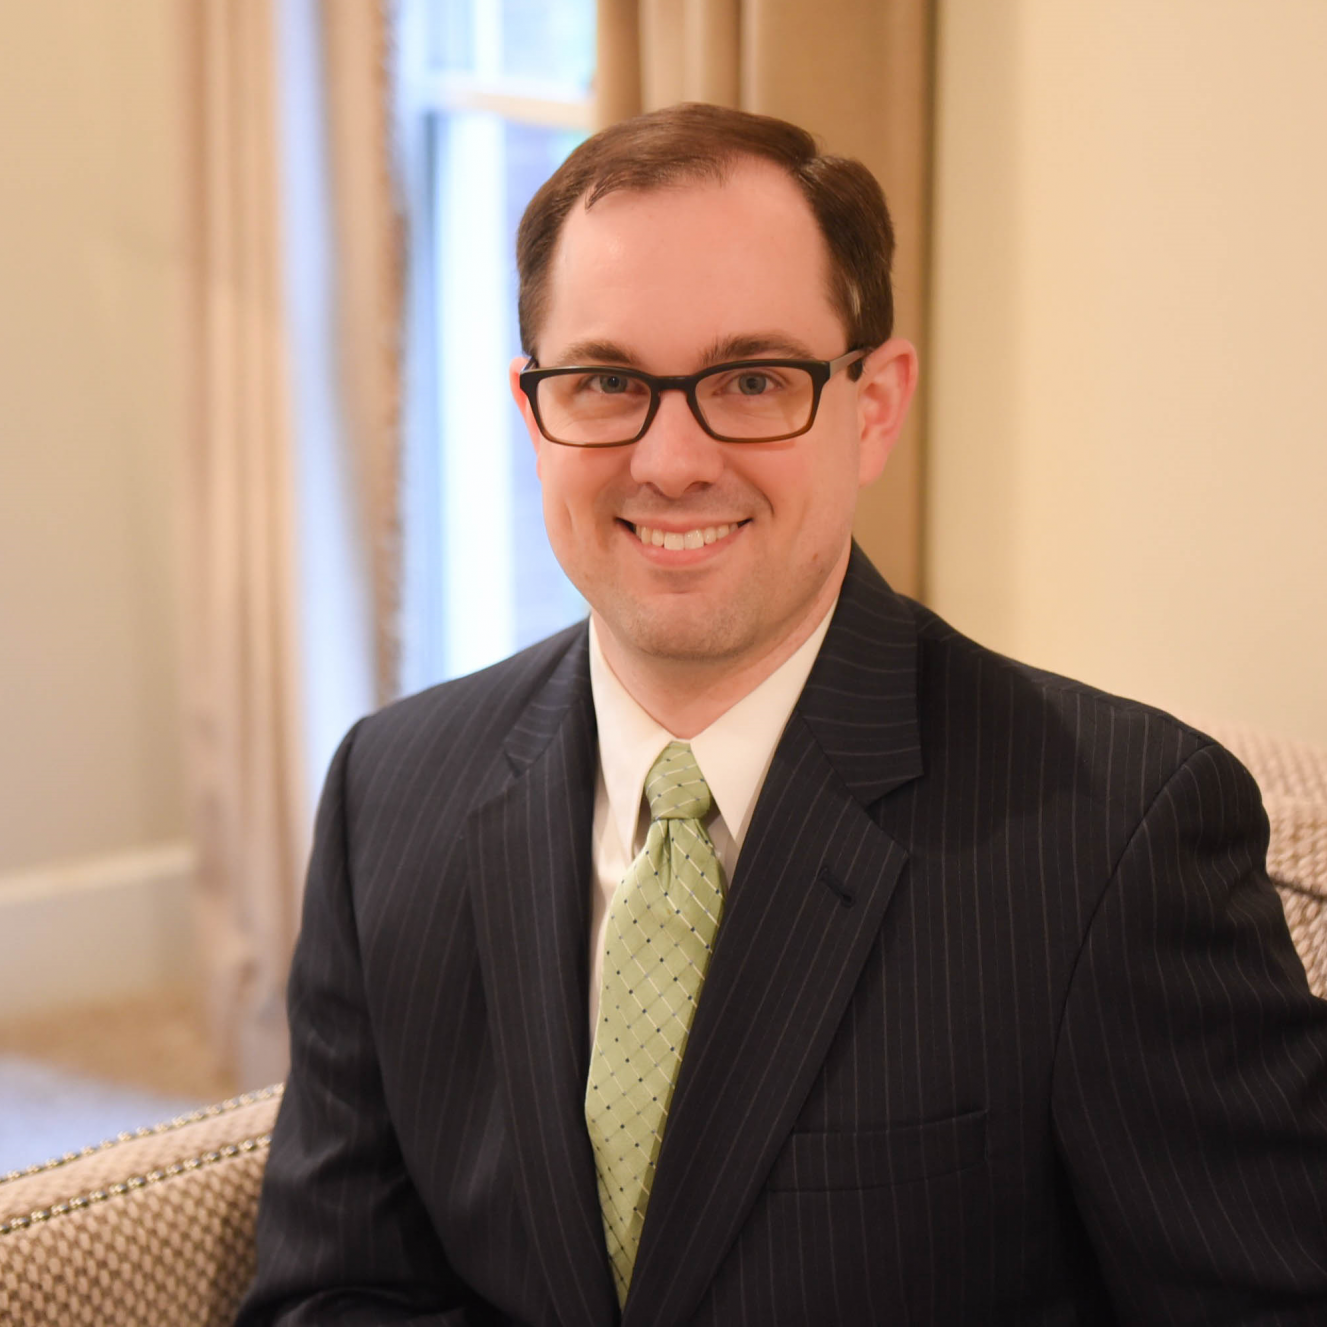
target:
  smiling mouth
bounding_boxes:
[624,520,750,550]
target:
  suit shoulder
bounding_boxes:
[905,598,1234,793]
[340,620,588,796]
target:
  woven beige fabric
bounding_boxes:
[0,1087,280,1327]
[1193,719,1327,999]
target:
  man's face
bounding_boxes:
[512,159,907,678]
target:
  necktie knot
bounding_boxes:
[645,741,712,822]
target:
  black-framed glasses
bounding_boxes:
[518,348,868,448]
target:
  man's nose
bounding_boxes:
[628,388,724,496]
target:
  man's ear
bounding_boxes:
[855,338,919,486]
[509,356,544,466]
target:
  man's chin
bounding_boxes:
[596,599,756,669]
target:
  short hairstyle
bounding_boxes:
[515,102,895,371]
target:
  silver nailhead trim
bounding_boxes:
[0,1135,273,1235]
[0,1084,283,1188]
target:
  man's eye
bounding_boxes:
[585,373,633,395]
[712,369,784,396]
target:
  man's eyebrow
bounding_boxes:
[551,339,641,366]
[547,332,821,370]
[696,332,820,365]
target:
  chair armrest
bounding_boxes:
[1189,718,1327,998]
[1,1085,282,1327]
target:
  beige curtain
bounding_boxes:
[180,0,401,1089]
[322,3,403,707]
[596,0,935,597]
[181,0,306,1090]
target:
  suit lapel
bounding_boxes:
[468,631,620,1327]
[624,548,924,1327]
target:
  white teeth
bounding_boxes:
[633,522,740,547]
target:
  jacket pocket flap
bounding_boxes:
[766,1109,987,1191]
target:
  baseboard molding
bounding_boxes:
[0,842,197,1021]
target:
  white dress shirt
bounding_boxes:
[586,606,836,1034]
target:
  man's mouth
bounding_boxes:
[625,520,749,551]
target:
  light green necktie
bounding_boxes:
[586,741,726,1306]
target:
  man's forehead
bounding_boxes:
[536,161,841,363]
[566,155,818,241]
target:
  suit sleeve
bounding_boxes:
[235,725,480,1326]
[1051,740,1327,1325]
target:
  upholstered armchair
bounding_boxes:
[3,726,1324,1326]
[1,1087,281,1325]
[1201,719,1327,997]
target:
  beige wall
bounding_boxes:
[0,1,186,872]
[928,0,1327,747]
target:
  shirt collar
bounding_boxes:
[588,604,836,859]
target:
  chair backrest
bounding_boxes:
[0,1086,281,1326]
[1196,719,1327,999]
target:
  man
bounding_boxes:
[240,104,1327,1325]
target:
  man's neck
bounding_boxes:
[591,558,846,740]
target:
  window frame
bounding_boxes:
[395,0,595,692]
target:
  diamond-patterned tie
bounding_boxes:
[586,741,725,1306]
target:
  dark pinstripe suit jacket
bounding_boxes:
[240,547,1327,1326]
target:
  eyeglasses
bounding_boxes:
[518,349,868,448]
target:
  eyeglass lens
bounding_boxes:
[535,364,817,445]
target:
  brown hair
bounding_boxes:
[515,102,895,372]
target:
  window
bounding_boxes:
[396,0,596,692]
